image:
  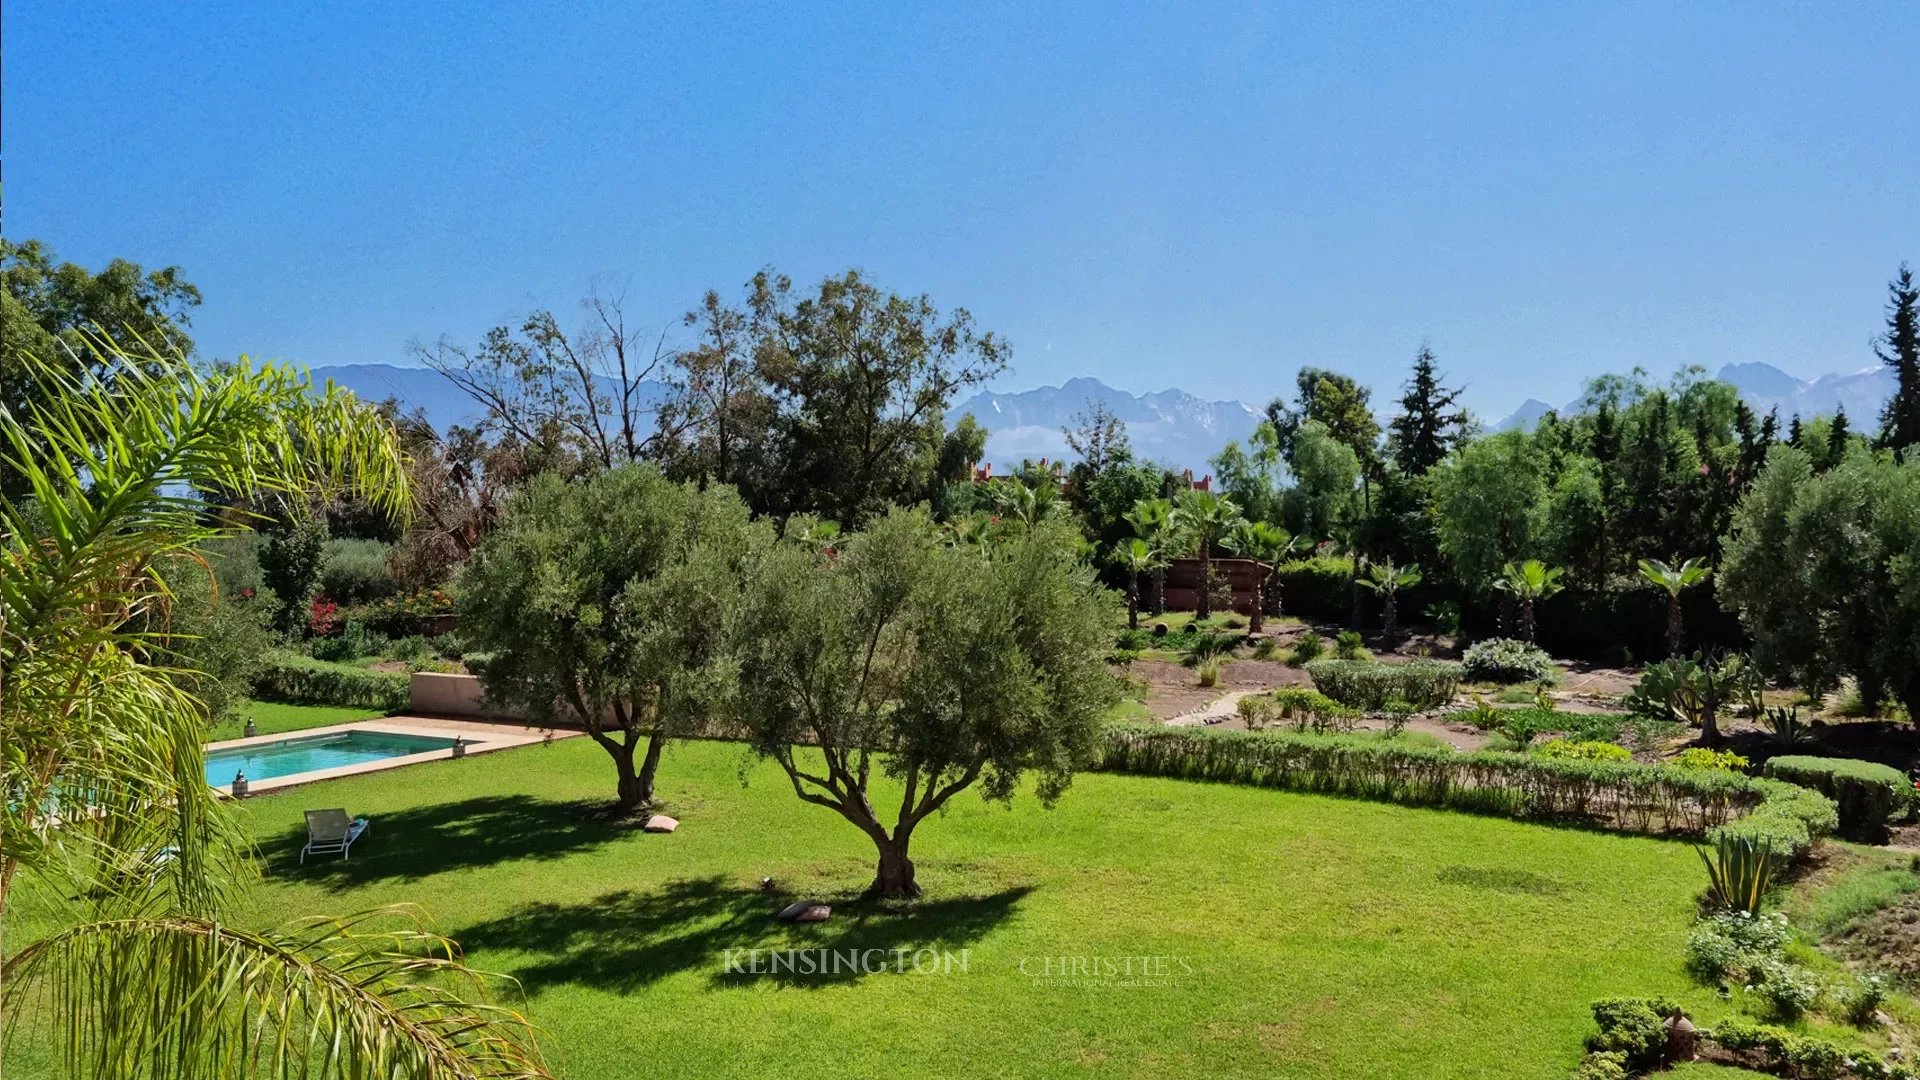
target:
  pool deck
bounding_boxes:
[207,717,576,796]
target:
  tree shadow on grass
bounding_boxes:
[259,794,630,892]
[457,875,1032,993]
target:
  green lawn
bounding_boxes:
[206,699,382,742]
[6,734,1728,1078]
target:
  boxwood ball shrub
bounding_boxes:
[1305,658,1461,711]
[1461,637,1557,684]
[1763,755,1912,833]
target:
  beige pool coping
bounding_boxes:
[206,716,575,796]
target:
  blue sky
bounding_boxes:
[8,2,1917,418]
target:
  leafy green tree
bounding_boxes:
[1388,346,1467,476]
[1171,489,1244,619]
[1875,263,1920,454]
[731,510,1117,898]
[1211,420,1287,525]
[459,465,768,811]
[1494,559,1565,643]
[751,269,1007,524]
[1359,560,1423,636]
[259,514,329,638]
[1281,420,1361,542]
[1721,445,1920,718]
[0,344,547,1076]
[1430,431,1548,596]
[1638,557,1712,658]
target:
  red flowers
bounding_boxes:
[309,597,341,637]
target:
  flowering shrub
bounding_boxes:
[307,597,340,638]
[353,588,457,636]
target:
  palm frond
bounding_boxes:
[2,908,551,1079]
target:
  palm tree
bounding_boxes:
[1171,489,1244,620]
[0,342,549,1078]
[1494,559,1566,643]
[1358,559,1423,636]
[1109,538,1159,631]
[1638,556,1712,658]
[1220,521,1293,634]
[1124,497,1176,616]
[986,475,1059,530]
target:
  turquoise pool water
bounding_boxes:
[205,730,463,786]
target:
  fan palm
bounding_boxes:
[1493,559,1565,643]
[1358,559,1423,636]
[1124,497,1176,616]
[1171,489,1244,620]
[1108,537,1160,631]
[1638,556,1712,658]
[0,340,549,1078]
[1220,521,1294,634]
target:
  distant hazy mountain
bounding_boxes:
[948,376,1264,473]
[1493,398,1556,433]
[1489,362,1898,432]
[1715,361,1895,423]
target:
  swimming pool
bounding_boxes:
[204,730,464,787]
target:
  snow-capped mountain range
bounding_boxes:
[947,377,1263,472]
[304,361,1897,474]
[1493,362,1897,432]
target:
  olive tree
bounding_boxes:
[1721,445,1920,717]
[731,509,1118,899]
[459,464,766,811]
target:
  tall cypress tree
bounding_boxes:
[1876,263,1920,454]
[1388,346,1466,476]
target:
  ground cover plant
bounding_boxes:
[4,737,1730,1079]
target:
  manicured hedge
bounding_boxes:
[1273,556,1353,620]
[1305,659,1461,710]
[252,652,407,712]
[1096,725,1836,859]
[1763,755,1912,833]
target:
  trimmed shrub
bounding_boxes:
[1570,1051,1628,1080]
[252,651,407,712]
[1274,555,1352,619]
[1586,996,1682,1072]
[1306,659,1461,711]
[1461,637,1557,684]
[1095,725,1835,858]
[1763,756,1911,833]
[1708,1021,1858,1079]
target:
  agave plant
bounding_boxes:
[0,341,549,1078]
[1638,556,1712,658]
[1698,835,1777,915]
[1493,559,1566,643]
[1358,559,1423,636]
